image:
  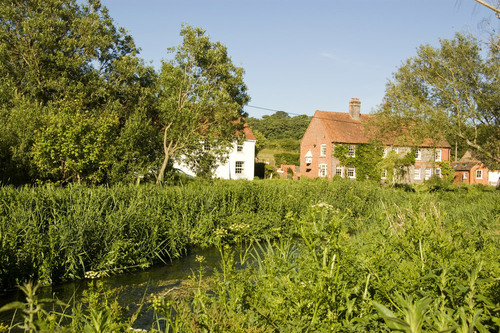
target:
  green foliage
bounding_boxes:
[247,112,311,142]
[378,148,417,184]
[156,25,249,183]
[252,128,267,155]
[374,33,500,169]
[274,152,300,166]
[0,181,499,331]
[0,0,160,185]
[334,143,385,181]
[437,161,454,183]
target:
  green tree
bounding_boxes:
[247,112,310,142]
[373,33,499,169]
[0,0,158,184]
[252,129,267,155]
[156,25,249,183]
[32,98,118,184]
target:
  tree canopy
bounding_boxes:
[373,33,499,169]
[156,25,249,182]
[0,1,249,185]
[247,112,310,141]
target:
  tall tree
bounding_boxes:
[373,33,499,168]
[0,0,158,184]
[156,25,249,183]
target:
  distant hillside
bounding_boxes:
[247,111,311,141]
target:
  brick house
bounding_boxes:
[451,151,493,186]
[300,98,451,183]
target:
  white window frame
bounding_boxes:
[414,168,421,180]
[335,166,343,177]
[435,149,442,162]
[237,144,243,152]
[463,172,468,179]
[318,163,327,177]
[391,147,399,154]
[436,168,441,178]
[235,161,244,174]
[381,169,387,179]
[415,148,421,161]
[203,143,210,151]
[347,167,356,179]
[348,145,355,157]
[320,144,327,157]
[425,168,432,180]
[305,157,312,164]
[476,169,482,179]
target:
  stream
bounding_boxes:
[0,245,228,330]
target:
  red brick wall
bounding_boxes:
[470,165,489,185]
[300,117,332,179]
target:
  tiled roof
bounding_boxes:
[315,111,374,144]
[242,122,256,140]
[451,151,481,171]
[451,161,479,171]
[314,110,450,148]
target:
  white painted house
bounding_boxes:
[174,123,256,180]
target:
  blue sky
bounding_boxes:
[101,0,497,119]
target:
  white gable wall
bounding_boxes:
[214,140,255,180]
[173,139,255,180]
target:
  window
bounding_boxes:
[391,147,399,154]
[436,168,441,178]
[476,170,482,179]
[435,149,442,162]
[320,144,327,157]
[463,172,468,179]
[319,164,327,177]
[414,168,421,180]
[381,169,387,179]
[425,168,431,180]
[203,143,210,151]
[235,161,244,174]
[336,166,343,177]
[348,145,355,157]
[415,148,421,160]
[305,150,312,165]
[237,144,243,152]
[347,167,356,178]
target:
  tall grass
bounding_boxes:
[0,179,498,291]
[0,179,498,331]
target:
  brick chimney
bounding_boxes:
[349,98,361,120]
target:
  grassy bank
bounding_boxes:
[0,180,499,331]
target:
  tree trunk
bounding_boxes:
[156,123,173,185]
